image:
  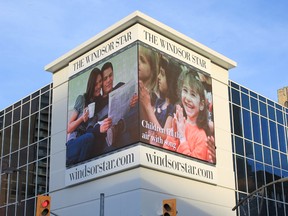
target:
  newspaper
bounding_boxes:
[108,79,137,125]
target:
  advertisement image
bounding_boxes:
[138,44,216,164]
[66,45,139,167]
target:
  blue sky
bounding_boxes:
[1,0,288,110]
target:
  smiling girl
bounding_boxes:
[163,69,211,161]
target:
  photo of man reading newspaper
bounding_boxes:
[66,46,138,167]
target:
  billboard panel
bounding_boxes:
[66,45,139,167]
[65,24,216,186]
[138,44,216,164]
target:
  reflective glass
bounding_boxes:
[235,136,244,156]
[260,102,267,117]
[245,140,254,159]
[254,144,263,162]
[263,147,272,165]
[233,105,243,136]
[276,109,284,124]
[277,125,287,153]
[246,159,256,193]
[232,88,240,105]
[261,118,270,147]
[250,97,259,113]
[236,156,247,192]
[242,110,252,140]
[269,121,278,150]
[241,93,250,109]
[252,113,261,143]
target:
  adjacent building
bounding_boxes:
[0,11,287,216]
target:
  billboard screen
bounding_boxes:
[66,45,139,167]
[138,44,216,164]
[66,42,216,168]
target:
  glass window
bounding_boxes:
[263,147,272,165]
[277,125,287,153]
[272,150,280,168]
[232,88,240,105]
[245,140,254,159]
[235,136,244,156]
[268,200,276,216]
[13,106,21,123]
[20,117,30,148]
[268,105,275,121]
[255,162,265,188]
[241,93,250,109]
[261,118,270,147]
[276,109,284,124]
[29,113,39,144]
[242,110,252,140]
[11,123,20,152]
[265,165,275,198]
[31,97,39,114]
[28,143,37,163]
[3,126,11,155]
[19,147,28,166]
[254,144,263,162]
[233,105,243,136]
[259,102,267,117]
[281,153,288,171]
[4,111,12,127]
[21,102,30,119]
[250,97,259,113]
[269,121,278,150]
[236,156,247,192]
[246,159,256,193]
[250,91,257,98]
[252,114,261,143]
[231,82,239,89]
[0,115,3,130]
[27,163,36,198]
[40,91,50,109]
[259,95,266,103]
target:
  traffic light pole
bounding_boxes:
[232,177,288,215]
[100,193,105,216]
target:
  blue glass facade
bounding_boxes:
[229,81,288,216]
[0,84,52,216]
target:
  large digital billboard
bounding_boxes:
[138,44,216,164]
[66,45,139,167]
[66,42,216,169]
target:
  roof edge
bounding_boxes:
[45,11,236,73]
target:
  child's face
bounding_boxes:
[158,67,168,94]
[181,81,204,123]
[139,53,152,83]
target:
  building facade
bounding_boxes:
[0,84,53,215]
[229,81,288,215]
[0,12,287,216]
[278,86,288,108]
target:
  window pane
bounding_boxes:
[242,110,252,140]
[269,121,278,150]
[235,136,244,156]
[276,109,284,124]
[233,105,243,136]
[232,88,240,105]
[241,93,250,109]
[250,97,259,113]
[268,105,275,121]
[260,102,267,117]
[245,140,254,159]
[263,147,272,165]
[20,118,29,148]
[236,156,247,192]
[261,118,270,147]
[254,144,263,162]
[252,113,261,143]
